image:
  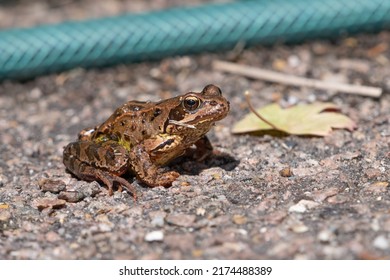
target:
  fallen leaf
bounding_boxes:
[232,102,356,136]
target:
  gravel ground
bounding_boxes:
[0,1,389,259]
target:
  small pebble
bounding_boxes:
[58,191,85,203]
[196,207,206,216]
[98,223,113,233]
[0,210,11,222]
[232,214,247,225]
[373,235,389,250]
[164,234,195,250]
[289,200,320,213]
[288,55,301,68]
[32,198,66,211]
[279,167,294,177]
[291,224,309,233]
[166,213,196,227]
[192,249,203,258]
[370,181,389,190]
[145,231,164,242]
[318,230,333,243]
[45,231,61,243]
[310,187,339,202]
[151,216,164,227]
[38,178,66,193]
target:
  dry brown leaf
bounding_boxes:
[232,102,356,136]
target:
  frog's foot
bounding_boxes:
[138,170,180,187]
[93,169,137,199]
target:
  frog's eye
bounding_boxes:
[183,96,201,111]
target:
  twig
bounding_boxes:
[244,91,278,130]
[213,60,382,98]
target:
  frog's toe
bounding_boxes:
[95,170,137,199]
[159,171,180,186]
[113,176,138,200]
[139,170,180,187]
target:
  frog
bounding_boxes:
[63,84,230,198]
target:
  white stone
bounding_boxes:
[373,235,389,250]
[151,216,164,227]
[291,224,309,233]
[289,199,320,213]
[145,231,164,242]
[318,230,332,242]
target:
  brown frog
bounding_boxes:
[63,84,229,198]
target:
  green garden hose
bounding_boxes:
[0,0,389,81]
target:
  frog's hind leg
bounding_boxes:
[63,141,137,198]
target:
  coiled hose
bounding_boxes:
[0,0,389,81]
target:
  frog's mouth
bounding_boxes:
[169,115,223,130]
[168,113,220,130]
[168,119,196,129]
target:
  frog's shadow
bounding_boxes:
[170,151,239,176]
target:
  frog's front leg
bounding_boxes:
[188,135,214,162]
[129,144,180,187]
[63,140,137,197]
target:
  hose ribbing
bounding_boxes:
[0,0,389,81]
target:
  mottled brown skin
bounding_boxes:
[63,85,230,198]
